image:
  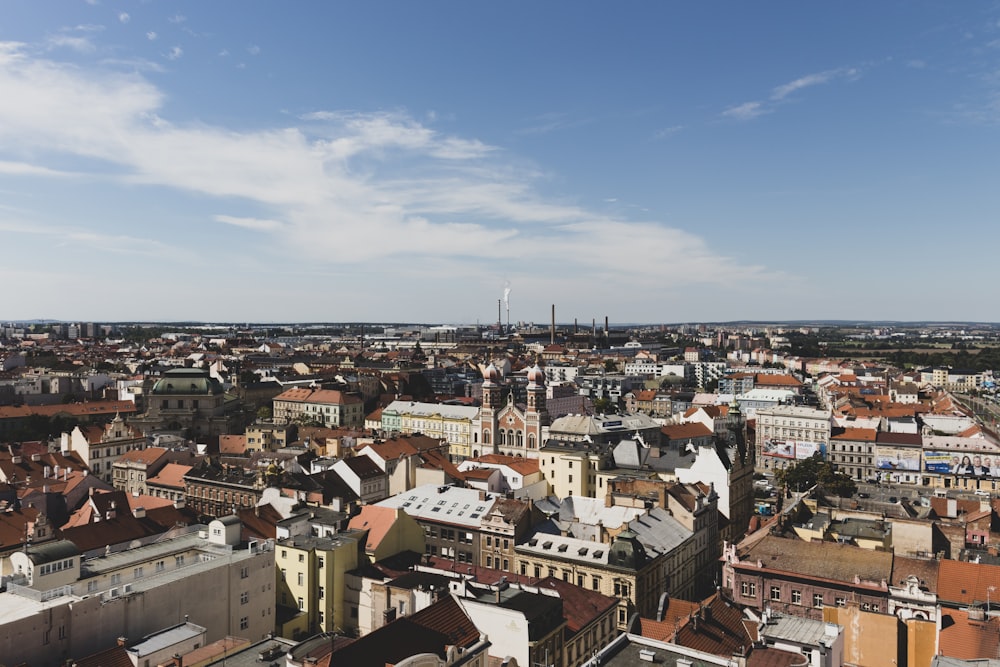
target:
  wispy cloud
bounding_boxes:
[146,32,157,41]
[214,214,284,231]
[165,46,183,60]
[118,12,130,24]
[653,125,684,139]
[722,101,766,120]
[46,34,96,53]
[723,67,860,120]
[247,44,261,56]
[514,112,592,136]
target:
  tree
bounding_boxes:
[257,406,273,421]
[775,453,857,498]
[593,397,612,414]
[604,359,618,373]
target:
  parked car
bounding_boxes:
[889,496,898,503]
[857,492,870,499]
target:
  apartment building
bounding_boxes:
[380,399,480,461]
[272,387,364,428]
[0,518,274,666]
[754,405,832,473]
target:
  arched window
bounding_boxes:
[498,430,506,446]
[528,433,536,449]
[516,431,523,448]
[483,430,491,445]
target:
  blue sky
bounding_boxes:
[2,2,999,325]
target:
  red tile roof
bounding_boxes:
[937,559,1000,606]
[348,505,401,553]
[939,608,1000,660]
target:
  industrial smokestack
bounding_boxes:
[592,318,596,338]
[574,318,578,334]
[551,305,555,345]
[605,316,609,335]
[498,299,502,332]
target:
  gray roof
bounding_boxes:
[761,614,839,647]
[26,540,80,565]
[626,507,692,558]
[128,621,206,658]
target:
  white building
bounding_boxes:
[0,518,274,666]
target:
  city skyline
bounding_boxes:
[2,2,999,324]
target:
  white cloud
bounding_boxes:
[0,42,781,318]
[247,44,260,56]
[147,31,158,41]
[722,101,766,120]
[724,68,860,120]
[166,46,183,60]
[46,34,96,53]
[118,12,130,24]
[214,214,285,231]
[168,15,186,24]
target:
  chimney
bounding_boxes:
[117,637,127,647]
[133,506,146,519]
[551,304,555,345]
[31,453,41,462]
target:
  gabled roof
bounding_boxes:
[147,463,193,489]
[114,446,168,466]
[661,422,714,441]
[348,505,400,552]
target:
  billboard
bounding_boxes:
[924,450,1000,477]
[875,446,921,472]
[762,440,826,460]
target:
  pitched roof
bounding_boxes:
[348,505,400,552]
[937,559,1000,606]
[660,422,714,441]
[536,576,618,636]
[146,463,193,489]
[114,446,168,466]
[938,608,1000,660]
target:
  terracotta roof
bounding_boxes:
[348,505,400,552]
[637,599,701,640]
[830,427,877,442]
[938,608,1000,660]
[72,645,132,667]
[467,453,539,475]
[461,467,497,480]
[115,446,167,466]
[219,434,247,454]
[146,463,193,490]
[0,400,136,420]
[660,422,714,440]
[937,559,1000,606]
[537,576,618,636]
[755,374,802,387]
[237,504,283,540]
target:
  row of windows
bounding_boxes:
[37,558,74,576]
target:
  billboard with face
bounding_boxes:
[762,440,826,460]
[875,446,921,472]
[925,450,1000,477]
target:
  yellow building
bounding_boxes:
[538,440,610,499]
[380,400,480,461]
[347,505,425,562]
[275,531,362,640]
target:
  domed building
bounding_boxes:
[132,368,241,437]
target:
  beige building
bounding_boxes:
[60,413,146,484]
[272,387,364,429]
[755,405,832,474]
[245,422,298,452]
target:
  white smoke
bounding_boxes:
[503,281,511,310]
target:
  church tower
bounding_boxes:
[480,363,502,454]
[524,363,549,454]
